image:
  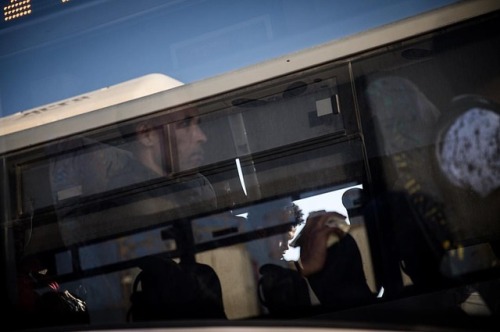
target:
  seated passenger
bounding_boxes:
[259,204,374,317]
[112,108,226,320]
[113,108,259,320]
[48,108,229,322]
[295,210,374,309]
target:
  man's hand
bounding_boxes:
[297,211,347,277]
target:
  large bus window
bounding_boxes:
[3,56,373,325]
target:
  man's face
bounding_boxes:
[173,109,207,171]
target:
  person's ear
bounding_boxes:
[136,123,156,147]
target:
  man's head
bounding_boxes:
[128,107,207,175]
[171,107,208,172]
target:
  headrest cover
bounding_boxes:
[437,106,500,197]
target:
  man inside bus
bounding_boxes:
[259,193,374,317]
[48,107,224,322]
[108,107,261,321]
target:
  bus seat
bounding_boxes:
[434,94,500,278]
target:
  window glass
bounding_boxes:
[4,2,500,331]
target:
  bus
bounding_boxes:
[1,1,500,330]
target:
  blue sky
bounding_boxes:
[0,0,458,117]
